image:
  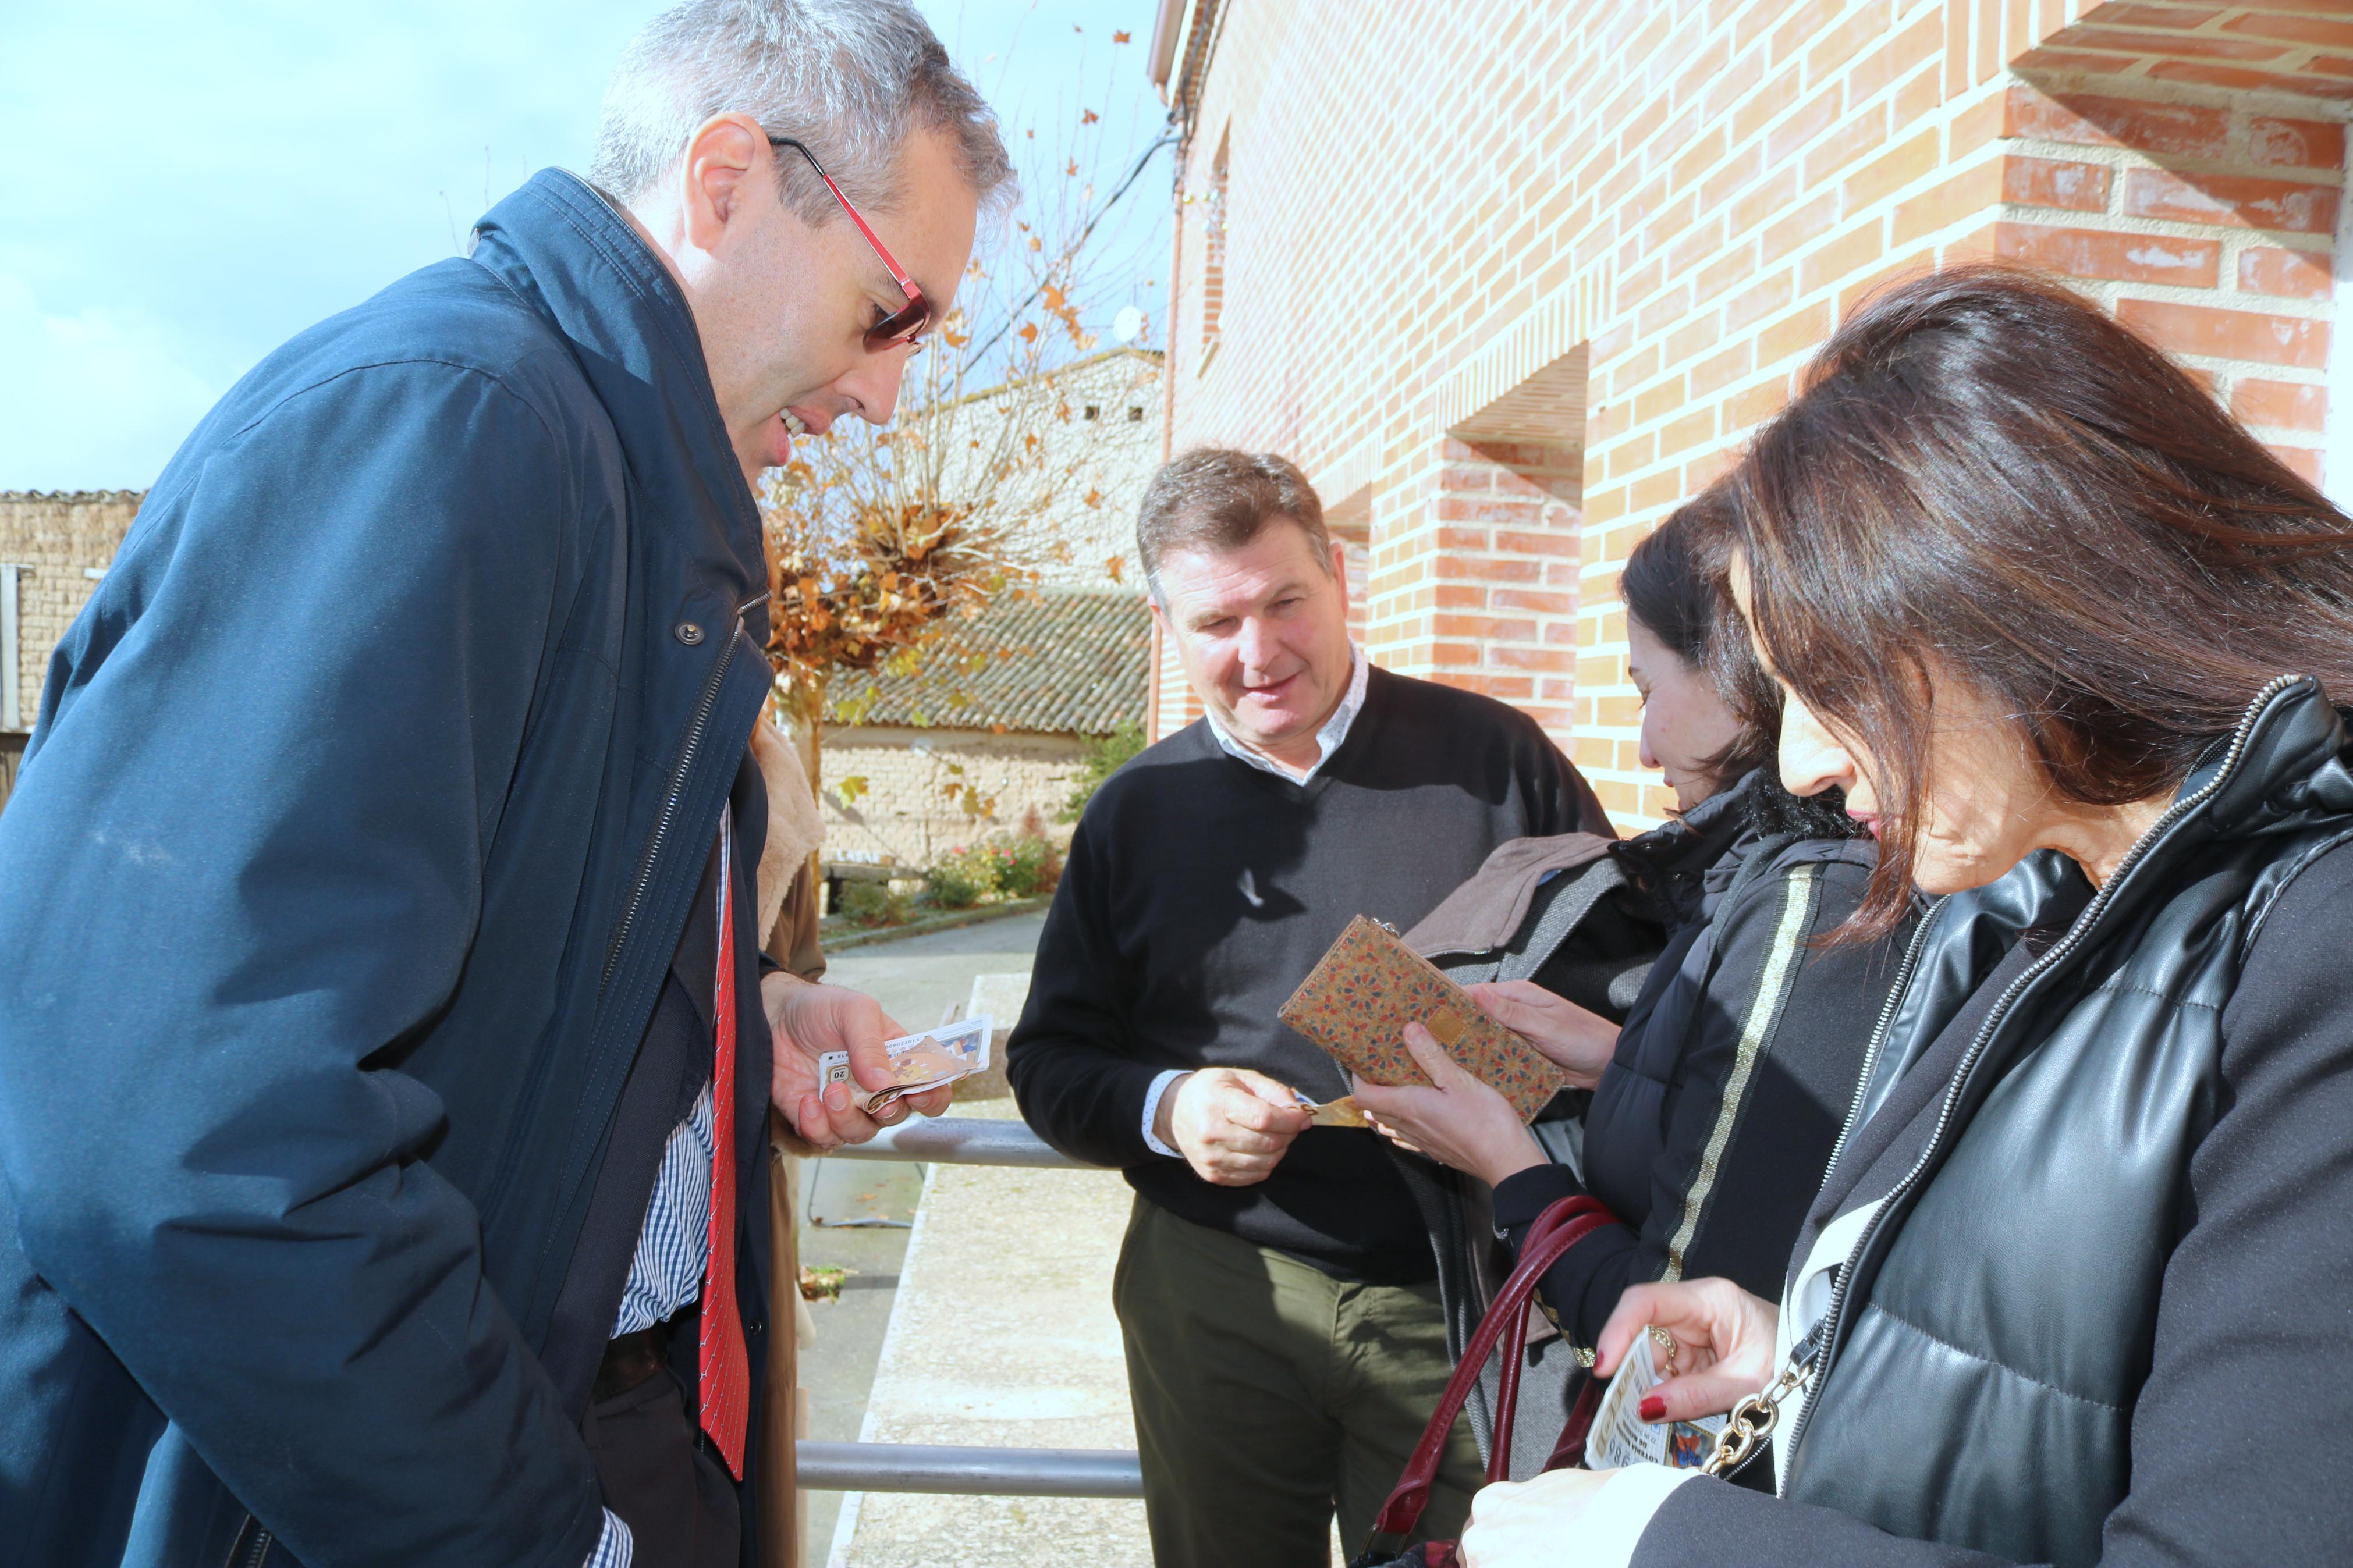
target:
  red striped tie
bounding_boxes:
[700,810,750,1478]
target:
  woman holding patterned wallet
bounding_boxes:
[1356,495,1910,1451]
[1460,268,2353,1568]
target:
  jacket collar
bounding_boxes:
[1910,677,2353,1006]
[2055,676,2353,938]
[2174,676,2353,840]
[1613,765,1764,925]
[465,168,769,642]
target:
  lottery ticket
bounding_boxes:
[818,1015,995,1113]
[1584,1329,1727,1471]
[1291,1089,1372,1127]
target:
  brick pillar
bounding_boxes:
[1435,438,1581,744]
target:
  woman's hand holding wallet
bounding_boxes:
[1353,979,1621,1187]
[1353,1024,1550,1187]
[1463,979,1619,1090]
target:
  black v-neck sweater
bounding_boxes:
[1007,667,1608,1282]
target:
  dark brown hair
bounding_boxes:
[1727,264,2353,936]
[1136,448,1333,603]
[1621,486,1783,789]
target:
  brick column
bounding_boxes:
[1414,438,1582,744]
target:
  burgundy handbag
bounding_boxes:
[1348,1194,1619,1568]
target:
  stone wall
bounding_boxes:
[1154,0,2351,827]
[1,490,140,732]
[818,725,1091,868]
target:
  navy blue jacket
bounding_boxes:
[0,169,778,1567]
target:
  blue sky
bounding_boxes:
[0,1,1172,491]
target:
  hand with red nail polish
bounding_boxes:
[1593,1277,1780,1425]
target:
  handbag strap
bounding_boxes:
[1486,1196,1613,1483]
[1367,1195,1617,1544]
[1543,1367,1607,1473]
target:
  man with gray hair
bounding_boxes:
[0,5,1006,1566]
[1009,450,1609,1566]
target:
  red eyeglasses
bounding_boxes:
[769,136,934,353]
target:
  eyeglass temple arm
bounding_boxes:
[768,135,922,298]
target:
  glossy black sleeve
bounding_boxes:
[1635,840,2353,1567]
[1507,858,1883,1346]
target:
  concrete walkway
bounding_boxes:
[821,911,1051,1037]
[796,911,1058,1562]
[802,911,1150,1568]
[826,1094,1148,1568]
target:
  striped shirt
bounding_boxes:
[613,1083,717,1335]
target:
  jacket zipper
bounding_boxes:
[599,617,744,995]
[223,1517,271,1568]
[476,616,751,1232]
[1778,674,2296,1486]
[1813,896,1944,1197]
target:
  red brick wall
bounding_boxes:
[1154,1,2350,825]
[1996,11,2346,489]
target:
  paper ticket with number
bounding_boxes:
[818,1015,993,1114]
[1584,1329,1728,1471]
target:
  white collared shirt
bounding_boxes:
[1199,642,1370,784]
[1141,645,1370,1157]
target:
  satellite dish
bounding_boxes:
[1113,305,1146,344]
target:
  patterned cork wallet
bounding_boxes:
[1278,915,1568,1122]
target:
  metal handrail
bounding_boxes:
[807,1114,1138,1507]
[796,1441,1143,1498]
[824,1114,1105,1169]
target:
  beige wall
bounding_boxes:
[1,491,141,733]
[818,724,1090,867]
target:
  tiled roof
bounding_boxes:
[825,588,1149,736]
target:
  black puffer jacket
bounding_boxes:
[1634,678,2353,1567]
[1488,769,1908,1347]
[1400,769,1907,1478]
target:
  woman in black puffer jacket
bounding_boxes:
[1357,503,1908,1419]
[1459,268,2353,1568]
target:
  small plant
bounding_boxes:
[984,832,1063,898]
[798,1265,852,1303]
[922,857,989,911]
[839,880,911,927]
[1059,721,1146,823]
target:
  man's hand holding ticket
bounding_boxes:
[819,1015,993,1114]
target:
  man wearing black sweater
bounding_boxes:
[1007,450,1608,1567]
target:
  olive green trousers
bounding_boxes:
[1111,1196,1483,1568]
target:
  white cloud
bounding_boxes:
[0,273,220,492]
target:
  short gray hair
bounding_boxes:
[590,0,1015,224]
[1137,449,1334,604]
